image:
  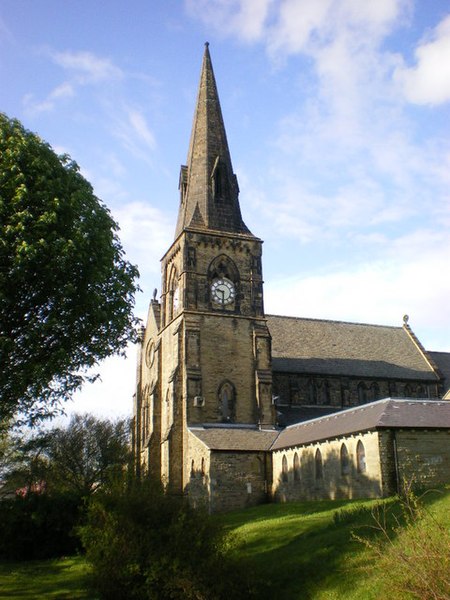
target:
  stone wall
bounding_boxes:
[186,314,259,424]
[186,430,211,509]
[377,429,397,496]
[210,451,270,513]
[395,429,450,488]
[272,431,383,502]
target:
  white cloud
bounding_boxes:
[265,237,450,351]
[127,109,156,150]
[110,107,157,161]
[23,50,122,115]
[394,14,450,105]
[186,0,409,56]
[69,352,136,420]
[23,82,74,114]
[51,50,123,83]
[50,81,74,99]
[112,200,173,303]
[185,0,272,42]
[23,93,54,114]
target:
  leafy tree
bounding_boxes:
[0,414,131,560]
[0,429,50,497]
[0,113,139,424]
[0,414,131,497]
[45,413,131,495]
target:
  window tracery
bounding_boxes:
[218,380,236,422]
[356,440,366,473]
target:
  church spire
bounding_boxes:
[175,43,252,237]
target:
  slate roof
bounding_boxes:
[275,405,341,428]
[267,315,438,381]
[189,426,278,451]
[272,398,450,450]
[429,351,450,396]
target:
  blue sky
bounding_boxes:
[1,1,449,420]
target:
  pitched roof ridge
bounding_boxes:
[403,322,444,381]
[266,313,403,330]
[282,398,391,432]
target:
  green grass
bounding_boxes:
[0,488,448,599]
[0,555,93,599]
[218,487,450,600]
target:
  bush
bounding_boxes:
[354,488,450,600]
[79,477,255,600]
[0,491,84,560]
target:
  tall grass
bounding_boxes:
[353,486,450,600]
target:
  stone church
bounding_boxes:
[133,45,450,513]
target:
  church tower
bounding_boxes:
[134,44,275,498]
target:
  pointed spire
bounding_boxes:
[175,44,252,237]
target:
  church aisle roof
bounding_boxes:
[189,426,278,451]
[272,398,450,450]
[267,315,439,381]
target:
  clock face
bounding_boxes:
[211,278,235,305]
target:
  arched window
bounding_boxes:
[212,157,230,201]
[201,458,205,477]
[356,440,366,473]
[416,385,426,398]
[293,452,300,481]
[308,379,317,404]
[218,380,236,422]
[190,459,195,478]
[404,384,413,397]
[388,382,397,397]
[340,443,350,476]
[282,455,288,482]
[315,449,323,480]
[357,382,367,404]
[167,266,179,321]
[370,382,380,401]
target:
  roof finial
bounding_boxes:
[403,314,409,325]
[205,41,209,48]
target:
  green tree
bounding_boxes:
[1,414,131,497]
[0,113,139,424]
[0,428,50,497]
[45,413,131,495]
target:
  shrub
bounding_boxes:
[354,488,450,600]
[0,491,84,560]
[79,477,255,600]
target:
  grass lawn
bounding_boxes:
[0,555,93,599]
[219,486,450,600]
[0,487,448,599]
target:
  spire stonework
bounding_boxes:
[175,43,251,237]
